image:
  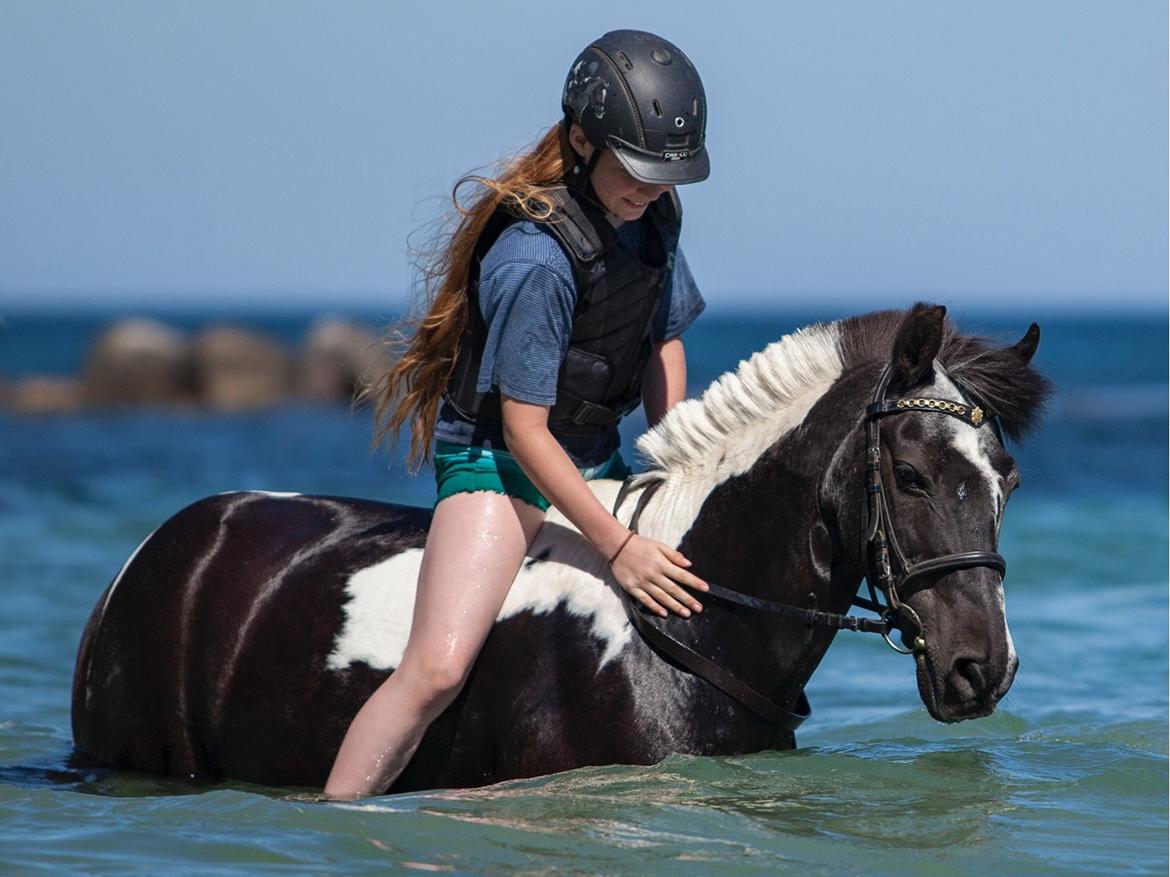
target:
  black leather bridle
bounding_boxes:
[857,363,1007,654]
[612,361,1008,730]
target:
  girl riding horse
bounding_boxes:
[325,30,714,799]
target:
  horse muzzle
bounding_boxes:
[916,647,1018,723]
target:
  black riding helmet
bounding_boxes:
[562,29,709,186]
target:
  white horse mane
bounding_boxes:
[637,320,845,478]
[622,320,846,544]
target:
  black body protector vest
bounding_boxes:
[443,185,681,443]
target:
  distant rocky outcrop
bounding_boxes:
[2,315,395,413]
[295,317,391,403]
[193,325,290,410]
[83,318,195,406]
[3,375,85,414]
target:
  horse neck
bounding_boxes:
[683,365,869,591]
[663,367,871,701]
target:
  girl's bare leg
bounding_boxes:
[324,491,545,799]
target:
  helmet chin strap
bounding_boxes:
[562,115,605,203]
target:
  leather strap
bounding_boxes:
[619,587,812,731]
[611,477,813,730]
[704,582,890,634]
[898,552,1007,595]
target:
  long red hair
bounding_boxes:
[370,123,575,468]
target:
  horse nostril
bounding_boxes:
[953,657,989,700]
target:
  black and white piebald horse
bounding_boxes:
[71,305,1050,792]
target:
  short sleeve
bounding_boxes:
[475,223,578,406]
[650,245,706,343]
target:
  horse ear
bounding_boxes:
[1009,322,1040,364]
[889,303,946,389]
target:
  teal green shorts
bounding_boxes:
[433,440,632,512]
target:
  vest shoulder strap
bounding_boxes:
[470,206,523,276]
[541,187,606,266]
[469,188,608,292]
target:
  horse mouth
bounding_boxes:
[914,652,1010,723]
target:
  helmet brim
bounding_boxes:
[609,139,710,186]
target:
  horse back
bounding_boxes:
[72,483,692,790]
[71,491,430,784]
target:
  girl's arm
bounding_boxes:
[641,338,687,429]
[501,396,707,618]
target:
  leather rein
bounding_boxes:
[611,362,1007,731]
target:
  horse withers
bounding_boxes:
[71,304,1050,793]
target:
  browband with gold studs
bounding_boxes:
[865,397,989,427]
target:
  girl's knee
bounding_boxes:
[395,656,471,709]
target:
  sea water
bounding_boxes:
[0,308,1165,875]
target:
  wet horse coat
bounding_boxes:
[71,306,1049,791]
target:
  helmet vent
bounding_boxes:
[692,97,699,116]
[616,51,634,71]
[651,99,662,117]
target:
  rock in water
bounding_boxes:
[5,376,85,413]
[83,319,194,405]
[295,317,391,403]
[193,326,290,409]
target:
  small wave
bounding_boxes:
[1021,718,1168,756]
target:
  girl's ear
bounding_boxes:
[567,123,592,162]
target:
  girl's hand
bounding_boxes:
[608,533,708,618]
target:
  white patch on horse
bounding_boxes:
[996,584,1017,669]
[503,486,632,666]
[923,370,1003,511]
[949,424,1002,509]
[328,490,632,672]
[327,550,422,671]
[631,322,844,546]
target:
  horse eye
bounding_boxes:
[894,461,928,493]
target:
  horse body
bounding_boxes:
[71,487,787,790]
[71,306,1049,791]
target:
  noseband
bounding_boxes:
[613,361,1008,729]
[858,363,1007,654]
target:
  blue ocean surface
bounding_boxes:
[0,307,1166,875]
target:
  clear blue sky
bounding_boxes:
[0,1,1165,313]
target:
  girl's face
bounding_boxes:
[590,150,674,223]
[569,125,673,224]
